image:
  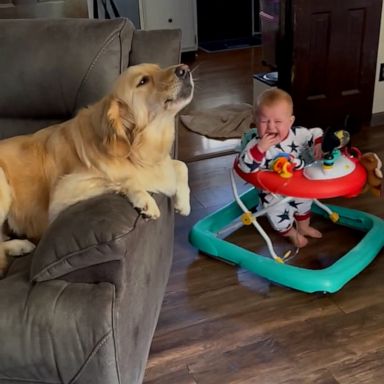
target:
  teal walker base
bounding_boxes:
[189,188,384,293]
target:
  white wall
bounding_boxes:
[373,1,384,114]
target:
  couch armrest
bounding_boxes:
[30,193,174,295]
[130,29,182,67]
[24,192,174,384]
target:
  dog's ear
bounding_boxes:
[103,96,136,157]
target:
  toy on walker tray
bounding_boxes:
[189,129,384,293]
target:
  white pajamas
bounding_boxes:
[238,126,323,233]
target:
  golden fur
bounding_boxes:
[0,63,194,274]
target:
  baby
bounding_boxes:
[238,88,323,247]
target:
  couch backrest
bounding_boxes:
[0,18,134,119]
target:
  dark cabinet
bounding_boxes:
[196,0,260,51]
[277,0,382,129]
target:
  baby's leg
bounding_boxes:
[296,217,322,238]
[264,196,308,248]
[294,198,322,238]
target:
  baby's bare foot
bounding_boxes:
[299,226,322,239]
[283,228,308,248]
[290,232,308,248]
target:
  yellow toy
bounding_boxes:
[271,156,294,178]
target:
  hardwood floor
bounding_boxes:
[143,48,384,384]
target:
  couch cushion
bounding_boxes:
[0,117,63,139]
[130,29,182,68]
[30,194,141,283]
[0,18,134,119]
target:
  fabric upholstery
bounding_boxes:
[0,193,174,384]
[0,18,133,119]
[131,29,182,68]
[30,193,172,289]
[31,194,138,283]
[0,264,117,383]
[0,118,62,140]
[0,18,181,384]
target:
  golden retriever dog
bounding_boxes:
[0,63,194,275]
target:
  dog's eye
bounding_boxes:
[137,76,149,87]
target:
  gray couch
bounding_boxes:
[0,18,181,384]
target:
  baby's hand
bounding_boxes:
[257,133,280,153]
[314,142,323,160]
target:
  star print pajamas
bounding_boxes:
[238,126,323,233]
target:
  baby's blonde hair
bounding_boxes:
[255,88,293,115]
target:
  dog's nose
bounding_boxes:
[175,64,190,79]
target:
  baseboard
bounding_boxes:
[370,112,384,126]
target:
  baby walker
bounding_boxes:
[189,131,384,293]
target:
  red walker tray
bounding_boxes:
[234,157,367,199]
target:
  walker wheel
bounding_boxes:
[241,211,254,225]
[329,212,340,223]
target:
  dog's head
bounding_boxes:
[100,63,194,157]
[115,63,193,115]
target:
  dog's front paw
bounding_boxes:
[136,196,161,220]
[174,189,191,216]
[175,199,191,216]
[119,189,161,220]
[130,194,160,220]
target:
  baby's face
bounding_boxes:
[256,101,295,142]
